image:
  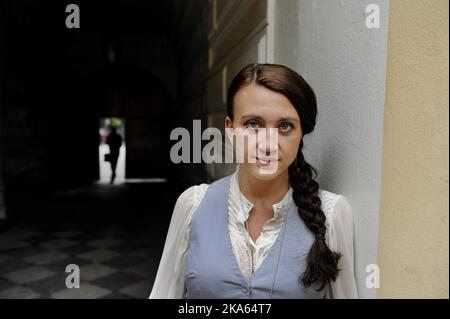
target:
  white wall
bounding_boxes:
[271,0,389,298]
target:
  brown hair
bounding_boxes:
[226,63,342,291]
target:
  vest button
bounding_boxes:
[240,284,248,293]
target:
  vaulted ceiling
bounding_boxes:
[63,0,196,47]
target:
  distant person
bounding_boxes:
[106,127,122,184]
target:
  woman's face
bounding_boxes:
[225,84,303,181]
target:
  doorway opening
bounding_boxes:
[99,117,126,184]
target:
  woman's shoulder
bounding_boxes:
[175,174,234,210]
[174,183,210,216]
[318,188,352,219]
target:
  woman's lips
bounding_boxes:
[255,156,279,167]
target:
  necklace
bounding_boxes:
[236,172,291,299]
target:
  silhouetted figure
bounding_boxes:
[106,127,122,184]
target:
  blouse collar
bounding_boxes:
[229,165,293,224]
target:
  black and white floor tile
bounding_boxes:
[0,182,174,299]
[0,225,161,299]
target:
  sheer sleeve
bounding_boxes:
[325,195,359,299]
[149,184,208,299]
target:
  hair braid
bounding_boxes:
[289,141,342,291]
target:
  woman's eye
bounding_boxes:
[245,121,259,130]
[279,122,293,133]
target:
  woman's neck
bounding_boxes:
[237,166,290,207]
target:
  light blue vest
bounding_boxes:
[184,174,326,299]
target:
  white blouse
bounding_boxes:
[149,167,359,299]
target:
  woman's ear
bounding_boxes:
[224,116,234,144]
[224,116,232,129]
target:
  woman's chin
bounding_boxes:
[248,163,282,181]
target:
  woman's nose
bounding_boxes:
[257,128,278,156]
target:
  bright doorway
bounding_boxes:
[99,117,126,184]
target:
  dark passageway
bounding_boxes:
[0,0,210,298]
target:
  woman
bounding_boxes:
[150,63,359,299]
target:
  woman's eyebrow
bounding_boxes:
[240,114,264,121]
[240,114,299,123]
[277,117,299,123]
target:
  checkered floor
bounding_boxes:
[0,225,161,299]
[0,182,173,299]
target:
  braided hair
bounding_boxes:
[226,63,342,291]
